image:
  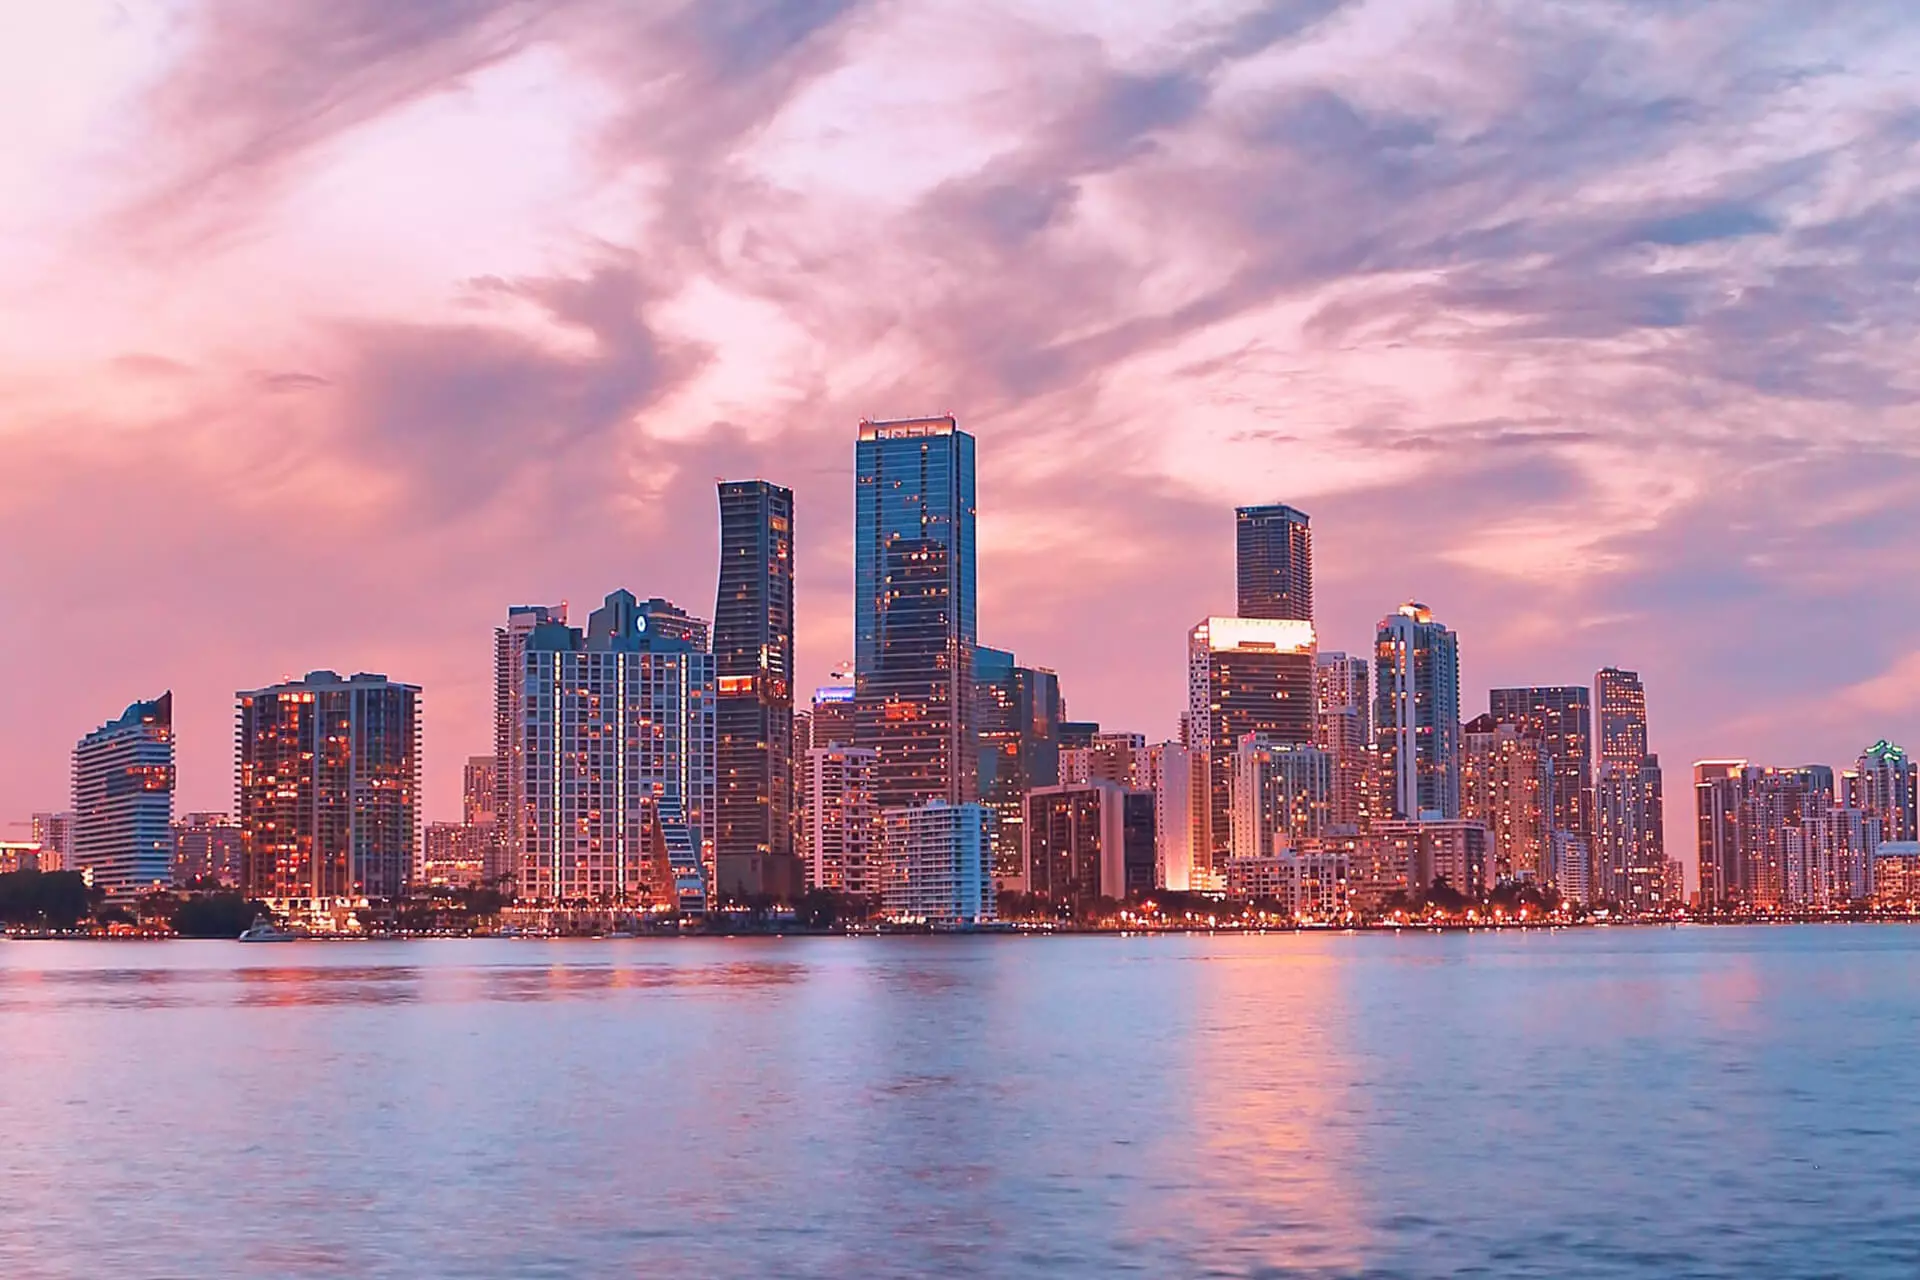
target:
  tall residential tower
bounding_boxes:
[1374,603,1461,820]
[72,694,176,900]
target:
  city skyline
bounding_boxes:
[4,3,1919,890]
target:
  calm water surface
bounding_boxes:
[1,927,1916,1278]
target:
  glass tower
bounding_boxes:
[1235,503,1313,621]
[975,645,1063,884]
[713,480,798,878]
[854,416,978,810]
[1374,603,1461,820]
[71,693,176,900]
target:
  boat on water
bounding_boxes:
[237,915,301,943]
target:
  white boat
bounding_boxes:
[237,915,300,943]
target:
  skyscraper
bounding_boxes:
[1374,603,1461,821]
[713,480,799,900]
[804,745,880,897]
[854,416,978,810]
[1235,503,1313,621]
[1695,761,1830,912]
[1228,737,1334,859]
[1849,740,1918,843]
[1314,652,1372,829]
[236,673,420,903]
[494,602,566,889]
[1489,686,1593,844]
[71,694,175,900]
[975,646,1062,886]
[810,685,856,749]
[1188,616,1318,881]
[1461,714,1551,883]
[1593,667,1667,912]
[502,592,713,910]
[1024,782,1155,910]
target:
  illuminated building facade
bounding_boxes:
[1593,667,1667,913]
[1235,503,1313,621]
[1145,740,1196,891]
[504,591,713,910]
[804,745,880,897]
[1060,732,1146,788]
[494,602,566,889]
[854,416,978,810]
[880,801,994,925]
[172,812,241,886]
[1873,841,1920,910]
[1315,652,1372,829]
[1490,686,1594,886]
[421,821,488,888]
[1367,818,1491,899]
[1694,761,1834,911]
[975,646,1062,886]
[713,480,800,900]
[1023,782,1155,908]
[1848,740,1918,843]
[1188,616,1317,882]
[810,685,856,748]
[30,812,72,873]
[236,673,419,903]
[1228,736,1334,860]
[1461,714,1551,882]
[71,693,176,900]
[1374,603,1461,821]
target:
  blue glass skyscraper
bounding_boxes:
[855,416,978,810]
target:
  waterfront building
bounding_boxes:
[1694,761,1833,912]
[421,821,489,888]
[880,801,994,925]
[1314,652,1372,829]
[0,843,43,874]
[1489,686,1594,865]
[237,672,420,904]
[494,603,566,889]
[29,812,72,872]
[72,693,176,900]
[1235,503,1313,621]
[1228,736,1334,859]
[975,647,1063,887]
[1461,714,1552,883]
[854,416,978,811]
[1848,741,1918,843]
[1593,667,1666,911]
[1144,740,1197,891]
[1188,615,1317,882]
[500,592,713,911]
[1549,831,1592,905]
[1784,806,1877,908]
[1360,819,1490,904]
[1374,603,1461,821]
[1226,845,1349,918]
[1873,841,1920,910]
[1023,782,1155,909]
[804,745,880,897]
[171,812,241,886]
[713,480,800,902]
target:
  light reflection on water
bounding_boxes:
[1,929,1917,1278]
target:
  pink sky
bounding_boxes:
[3,1,1918,881]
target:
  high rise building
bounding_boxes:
[974,647,1062,886]
[172,812,241,886]
[421,822,489,888]
[880,801,994,925]
[1489,686,1593,846]
[71,693,176,900]
[1235,503,1313,621]
[1059,722,1102,750]
[237,673,419,903]
[1374,603,1461,821]
[854,416,978,810]
[1460,714,1551,883]
[1188,616,1317,883]
[1592,667,1667,913]
[713,480,800,901]
[1848,741,1918,843]
[1023,782,1156,910]
[803,745,880,897]
[810,686,857,749]
[1694,761,1831,912]
[502,592,713,911]
[1228,737,1334,860]
[494,602,566,889]
[463,756,497,828]
[1060,732,1146,788]
[637,597,710,651]
[29,812,72,873]
[1314,652,1372,829]
[1144,740,1196,891]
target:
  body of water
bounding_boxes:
[1,926,1916,1278]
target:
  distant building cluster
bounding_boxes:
[15,417,1916,924]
